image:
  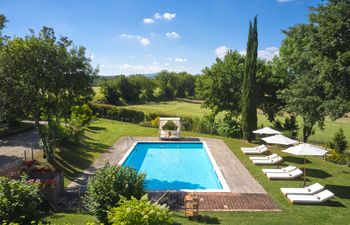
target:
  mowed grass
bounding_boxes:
[117,100,211,119]
[116,100,350,146]
[48,120,350,225]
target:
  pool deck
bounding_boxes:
[68,136,279,211]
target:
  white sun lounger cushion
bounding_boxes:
[252,156,283,165]
[262,165,296,174]
[280,183,325,196]
[287,190,334,204]
[250,153,278,161]
[242,146,268,154]
[266,169,303,180]
[241,144,266,151]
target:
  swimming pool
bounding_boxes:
[118,142,229,191]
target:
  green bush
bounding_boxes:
[326,149,349,165]
[0,176,42,223]
[329,128,348,153]
[217,115,242,138]
[195,114,217,135]
[107,195,173,225]
[91,103,145,123]
[84,164,146,224]
[68,104,94,142]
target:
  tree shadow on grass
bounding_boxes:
[305,168,332,179]
[174,214,221,224]
[283,156,311,165]
[54,138,110,182]
[325,184,350,200]
[87,126,107,133]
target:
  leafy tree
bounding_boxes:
[241,16,258,141]
[128,74,157,101]
[279,0,350,141]
[196,50,245,115]
[0,176,42,223]
[101,79,122,105]
[84,164,146,224]
[0,27,96,161]
[174,72,196,97]
[108,195,173,225]
[155,71,177,99]
[330,128,348,153]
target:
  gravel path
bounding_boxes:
[0,128,41,165]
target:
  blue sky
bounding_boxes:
[1,0,321,75]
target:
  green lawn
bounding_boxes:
[48,119,350,225]
[116,100,350,146]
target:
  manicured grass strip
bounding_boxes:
[50,120,350,225]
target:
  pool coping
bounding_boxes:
[117,141,231,192]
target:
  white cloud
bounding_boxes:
[163,12,176,20]
[154,12,162,19]
[175,58,187,63]
[258,47,279,61]
[143,18,155,24]
[215,46,230,59]
[89,54,94,60]
[166,31,180,39]
[154,12,176,21]
[119,63,168,74]
[153,61,160,65]
[120,34,150,46]
[239,47,279,61]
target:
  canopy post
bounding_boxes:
[303,156,306,187]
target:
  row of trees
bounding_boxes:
[0,16,96,160]
[100,71,196,105]
[197,0,350,142]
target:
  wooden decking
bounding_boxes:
[149,191,279,211]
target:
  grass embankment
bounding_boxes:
[116,100,350,146]
[49,119,350,225]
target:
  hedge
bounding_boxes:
[90,103,145,124]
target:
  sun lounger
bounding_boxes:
[262,165,297,174]
[241,145,268,154]
[287,190,334,204]
[250,153,278,161]
[265,169,303,180]
[252,156,283,165]
[280,183,325,196]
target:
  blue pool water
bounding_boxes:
[122,142,223,190]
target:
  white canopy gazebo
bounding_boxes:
[159,117,181,140]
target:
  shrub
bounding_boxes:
[107,195,173,225]
[67,104,94,142]
[181,116,194,131]
[217,115,242,138]
[329,128,348,153]
[90,103,145,123]
[84,164,146,223]
[326,149,349,165]
[0,176,42,223]
[195,114,217,135]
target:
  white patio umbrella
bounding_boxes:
[253,127,281,135]
[283,143,328,186]
[262,134,298,146]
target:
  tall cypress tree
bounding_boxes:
[241,16,258,141]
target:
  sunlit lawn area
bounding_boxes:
[49,119,350,225]
[116,100,350,145]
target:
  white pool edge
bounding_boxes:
[117,141,230,192]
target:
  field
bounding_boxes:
[116,100,350,145]
[47,119,350,225]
